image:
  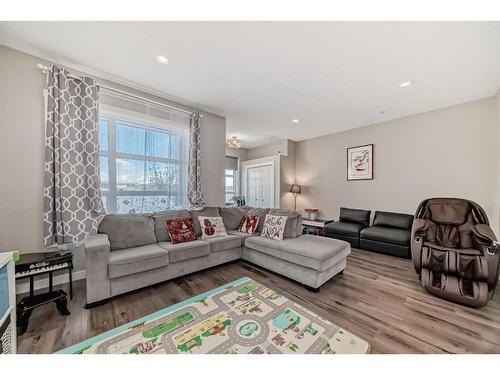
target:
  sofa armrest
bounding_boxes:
[84,234,112,305]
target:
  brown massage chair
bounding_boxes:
[411,198,500,307]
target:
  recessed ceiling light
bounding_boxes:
[156,55,169,64]
[399,81,412,88]
[379,110,387,114]
[292,119,299,123]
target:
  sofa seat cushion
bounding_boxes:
[360,226,410,246]
[158,240,210,263]
[204,235,241,253]
[227,230,259,246]
[324,221,363,237]
[108,244,169,279]
[244,235,350,272]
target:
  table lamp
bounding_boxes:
[290,184,301,210]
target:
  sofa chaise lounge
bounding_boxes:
[84,207,351,306]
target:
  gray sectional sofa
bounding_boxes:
[84,207,351,306]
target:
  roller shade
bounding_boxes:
[225,156,238,170]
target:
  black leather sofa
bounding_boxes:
[323,208,371,247]
[360,211,414,258]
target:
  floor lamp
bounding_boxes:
[290,184,301,210]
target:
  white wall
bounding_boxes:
[494,89,500,236]
[295,97,498,229]
[0,45,226,262]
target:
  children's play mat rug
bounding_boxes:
[59,277,370,354]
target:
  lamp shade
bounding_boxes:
[290,184,301,194]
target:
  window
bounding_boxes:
[225,156,239,204]
[98,92,189,214]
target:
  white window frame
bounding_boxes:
[99,108,187,213]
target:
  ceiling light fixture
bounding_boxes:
[292,119,299,123]
[379,110,387,114]
[156,55,169,64]
[227,136,242,149]
[399,81,412,88]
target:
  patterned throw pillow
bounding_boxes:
[166,217,197,244]
[238,215,260,234]
[198,216,227,240]
[261,214,288,240]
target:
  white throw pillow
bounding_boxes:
[198,216,227,239]
[261,214,288,240]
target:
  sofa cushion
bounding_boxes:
[324,221,364,237]
[108,244,169,279]
[373,211,414,230]
[245,235,350,272]
[98,214,156,251]
[190,207,220,237]
[246,207,269,232]
[152,209,191,242]
[220,207,250,231]
[204,235,241,253]
[261,214,288,240]
[339,207,371,227]
[269,208,302,238]
[158,240,210,263]
[360,226,411,246]
[227,230,259,246]
[237,215,260,234]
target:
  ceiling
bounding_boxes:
[1,22,499,148]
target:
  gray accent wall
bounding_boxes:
[0,45,226,259]
[295,96,499,237]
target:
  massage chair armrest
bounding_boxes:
[474,224,497,243]
[411,218,427,237]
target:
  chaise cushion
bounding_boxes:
[269,208,302,238]
[324,221,364,237]
[227,230,259,246]
[360,226,411,246]
[244,235,350,272]
[108,244,169,279]
[158,240,210,263]
[152,209,191,242]
[220,207,251,231]
[204,235,241,253]
[190,207,220,237]
[99,214,156,251]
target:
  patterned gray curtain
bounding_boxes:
[187,112,205,208]
[43,65,105,246]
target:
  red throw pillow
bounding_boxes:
[166,217,197,244]
[238,215,260,234]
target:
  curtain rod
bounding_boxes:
[36,63,201,118]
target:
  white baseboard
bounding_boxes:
[15,270,86,295]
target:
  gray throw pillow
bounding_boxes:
[98,214,156,251]
[220,206,251,231]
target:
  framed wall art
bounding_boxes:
[347,144,373,180]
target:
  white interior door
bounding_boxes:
[246,164,274,208]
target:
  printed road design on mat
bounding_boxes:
[58,277,370,354]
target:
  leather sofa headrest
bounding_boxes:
[373,211,414,230]
[339,207,371,227]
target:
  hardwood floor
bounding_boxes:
[17,248,500,354]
